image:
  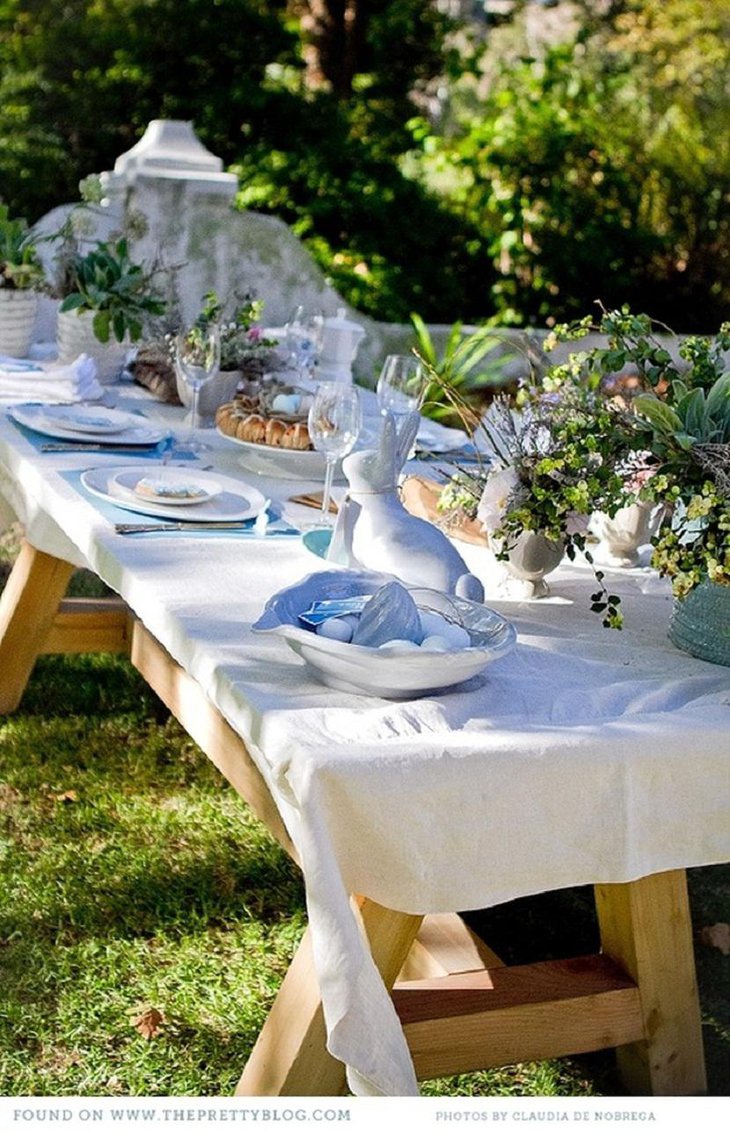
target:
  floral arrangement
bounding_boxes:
[434,306,730,627]
[194,290,286,376]
[437,383,630,627]
[540,308,730,600]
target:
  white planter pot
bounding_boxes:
[589,500,657,568]
[176,367,242,420]
[0,290,38,357]
[56,309,130,384]
[494,530,565,599]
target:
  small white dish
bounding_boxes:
[37,405,131,434]
[10,403,165,446]
[253,567,516,699]
[81,465,266,522]
[111,469,222,507]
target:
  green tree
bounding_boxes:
[407,0,730,331]
[0,0,295,220]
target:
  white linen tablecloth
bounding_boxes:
[1,389,728,1096]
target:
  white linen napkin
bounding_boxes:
[0,354,104,404]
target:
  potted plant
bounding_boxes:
[56,237,167,383]
[0,205,45,357]
[173,290,287,415]
[435,382,629,620]
[630,369,730,665]
[433,306,729,652]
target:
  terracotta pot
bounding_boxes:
[0,290,38,357]
[56,309,129,384]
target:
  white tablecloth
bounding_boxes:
[1,384,728,1096]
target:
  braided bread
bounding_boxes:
[215,399,313,450]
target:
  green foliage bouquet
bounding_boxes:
[193,290,285,377]
[59,237,167,344]
[438,381,630,627]
[0,205,44,291]
[542,308,730,601]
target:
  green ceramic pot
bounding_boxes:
[668,579,730,667]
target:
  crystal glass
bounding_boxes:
[376,354,426,418]
[174,323,221,453]
[285,306,324,386]
[307,382,362,524]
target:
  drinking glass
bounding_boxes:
[174,323,221,453]
[307,382,362,524]
[285,306,324,386]
[376,354,426,418]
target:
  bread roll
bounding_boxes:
[265,418,287,447]
[237,414,267,443]
[281,421,312,450]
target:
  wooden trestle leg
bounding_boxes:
[235,899,423,1096]
[595,869,707,1095]
[0,542,76,713]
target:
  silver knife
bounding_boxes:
[41,442,159,453]
[114,520,298,535]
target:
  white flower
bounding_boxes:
[565,511,590,536]
[477,465,519,532]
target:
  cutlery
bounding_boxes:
[413,447,485,464]
[41,442,161,453]
[114,520,299,535]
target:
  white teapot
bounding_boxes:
[319,308,365,383]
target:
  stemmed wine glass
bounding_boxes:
[376,354,427,418]
[285,306,324,387]
[307,382,362,525]
[173,323,221,454]
[376,354,426,459]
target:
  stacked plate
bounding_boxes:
[10,403,166,446]
[81,465,267,523]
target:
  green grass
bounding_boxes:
[0,558,728,1097]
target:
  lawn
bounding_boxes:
[0,546,728,1097]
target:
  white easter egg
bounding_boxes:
[316,617,354,643]
[419,612,471,649]
[419,634,453,652]
[378,639,420,651]
[271,393,301,415]
[418,610,449,639]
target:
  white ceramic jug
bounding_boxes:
[318,308,365,383]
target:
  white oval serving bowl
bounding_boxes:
[252,568,516,698]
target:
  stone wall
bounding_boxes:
[30,119,542,386]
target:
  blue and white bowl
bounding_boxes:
[253,568,516,698]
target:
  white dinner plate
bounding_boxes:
[37,405,133,434]
[10,403,166,446]
[81,465,267,522]
[216,427,329,480]
[111,469,223,508]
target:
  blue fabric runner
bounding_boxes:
[5,411,186,459]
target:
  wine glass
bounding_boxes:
[376,354,427,418]
[285,306,324,387]
[307,382,362,525]
[173,323,221,454]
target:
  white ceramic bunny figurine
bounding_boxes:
[327,410,484,601]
